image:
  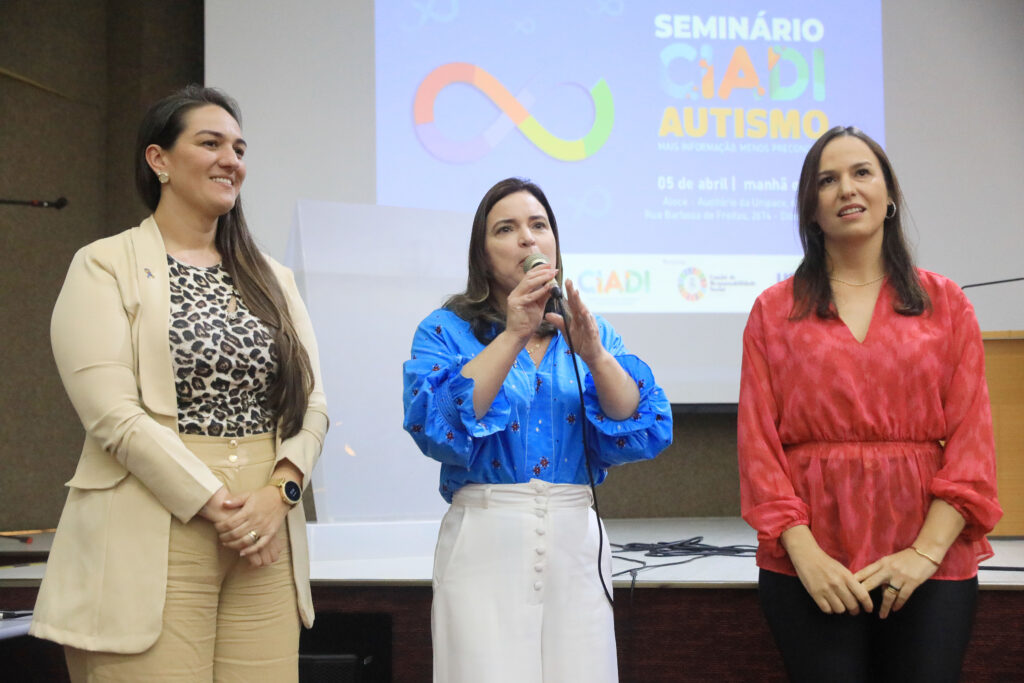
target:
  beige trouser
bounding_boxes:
[64,433,300,683]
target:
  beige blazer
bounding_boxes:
[29,217,329,653]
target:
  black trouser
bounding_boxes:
[759,569,977,683]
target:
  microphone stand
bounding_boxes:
[0,197,68,209]
[961,277,1024,290]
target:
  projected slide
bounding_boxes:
[376,1,883,313]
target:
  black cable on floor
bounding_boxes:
[611,536,758,594]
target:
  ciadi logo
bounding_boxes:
[577,269,651,295]
[677,267,708,301]
[413,62,615,162]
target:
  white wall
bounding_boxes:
[881,0,1024,329]
[206,0,376,256]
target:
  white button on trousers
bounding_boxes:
[431,480,617,683]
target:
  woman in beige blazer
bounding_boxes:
[30,86,328,682]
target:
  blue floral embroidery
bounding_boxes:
[402,308,673,503]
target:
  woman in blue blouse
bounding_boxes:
[403,177,673,682]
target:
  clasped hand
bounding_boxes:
[200,485,290,568]
[852,548,940,619]
[792,545,940,619]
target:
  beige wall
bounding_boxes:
[601,412,739,518]
[0,0,203,531]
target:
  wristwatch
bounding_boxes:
[270,478,302,506]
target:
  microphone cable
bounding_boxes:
[552,292,615,608]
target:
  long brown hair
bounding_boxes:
[445,177,563,343]
[135,85,313,439]
[792,125,929,319]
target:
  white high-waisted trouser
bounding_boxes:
[431,479,618,683]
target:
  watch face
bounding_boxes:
[283,480,302,503]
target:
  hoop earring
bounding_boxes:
[157,171,169,184]
[885,200,897,219]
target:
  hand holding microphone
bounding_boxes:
[525,257,604,366]
[503,254,560,341]
[522,253,562,299]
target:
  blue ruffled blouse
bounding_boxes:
[402,308,673,502]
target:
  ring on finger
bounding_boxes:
[885,584,901,594]
[247,530,260,544]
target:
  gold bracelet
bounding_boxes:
[911,545,941,567]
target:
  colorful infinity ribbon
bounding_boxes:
[413,62,614,162]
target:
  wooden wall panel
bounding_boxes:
[983,333,1024,536]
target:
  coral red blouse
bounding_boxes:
[738,270,1001,580]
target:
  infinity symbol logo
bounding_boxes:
[413,63,614,162]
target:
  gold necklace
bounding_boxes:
[829,274,885,287]
[527,336,546,357]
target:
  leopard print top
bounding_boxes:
[167,255,278,436]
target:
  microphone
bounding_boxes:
[0,196,68,209]
[523,253,562,299]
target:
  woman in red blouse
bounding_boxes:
[738,126,1001,682]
